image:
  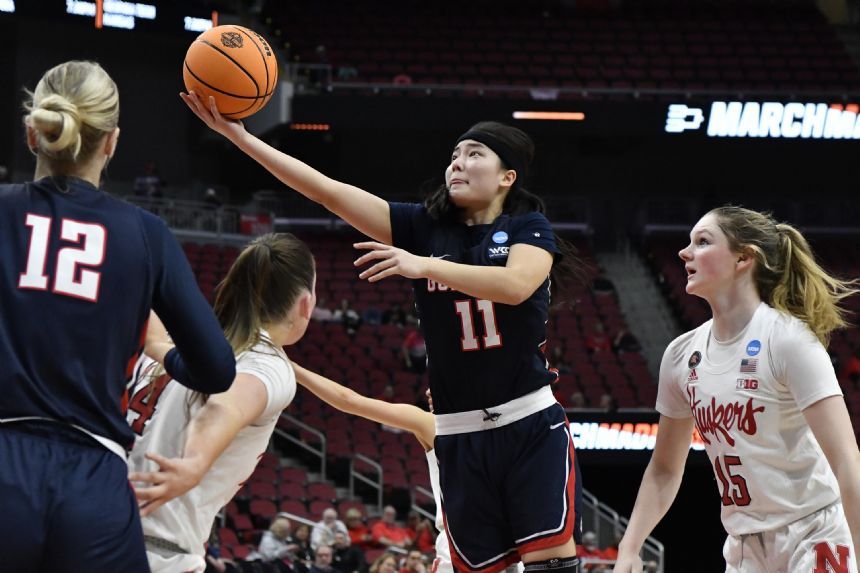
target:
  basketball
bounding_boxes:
[183,25,278,120]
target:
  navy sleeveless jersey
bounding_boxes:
[389,202,559,415]
[0,178,235,450]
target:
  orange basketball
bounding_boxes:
[183,25,278,120]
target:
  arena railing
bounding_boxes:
[275,413,327,481]
[125,195,244,236]
[350,454,384,515]
[410,485,436,524]
[583,489,665,573]
[287,63,860,100]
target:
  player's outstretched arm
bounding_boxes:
[129,373,269,516]
[292,362,435,448]
[613,415,693,573]
[181,92,391,244]
[353,242,553,306]
[803,395,860,570]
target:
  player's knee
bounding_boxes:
[523,556,580,573]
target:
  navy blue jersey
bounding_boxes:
[0,177,235,450]
[389,202,559,414]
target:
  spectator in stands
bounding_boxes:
[369,552,399,573]
[549,346,572,374]
[404,510,435,553]
[309,544,337,573]
[371,505,412,549]
[312,508,350,551]
[331,531,368,573]
[598,393,617,413]
[402,316,427,373]
[290,523,315,570]
[204,187,223,209]
[344,508,373,550]
[376,384,396,403]
[382,303,407,327]
[256,515,300,563]
[612,328,641,355]
[204,526,239,573]
[133,159,165,198]
[568,391,586,408]
[398,550,427,573]
[585,322,612,354]
[576,531,607,571]
[336,66,359,81]
[333,298,362,335]
[312,298,336,322]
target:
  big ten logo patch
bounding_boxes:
[736,378,759,391]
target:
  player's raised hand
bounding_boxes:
[611,551,643,573]
[180,92,246,144]
[129,452,207,516]
[354,242,428,282]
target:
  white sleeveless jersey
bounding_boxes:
[127,334,296,564]
[656,302,842,535]
[426,449,444,531]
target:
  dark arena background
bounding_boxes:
[4,1,860,572]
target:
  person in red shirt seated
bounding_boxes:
[370,506,412,549]
[404,511,435,553]
[576,531,607,570]
[345,508,373,551]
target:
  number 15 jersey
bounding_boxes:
[389,203,560,415]
[656,302,843,535]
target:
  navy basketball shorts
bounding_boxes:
[0,421,150,573]
[435,390,582,573]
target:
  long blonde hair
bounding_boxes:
[709,205,858,346]
[23,61,119,168]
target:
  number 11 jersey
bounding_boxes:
[389,202,560,415]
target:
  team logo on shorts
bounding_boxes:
[492,231,509,244]
[746,339,761,356]
[221,32,244,48]
[688,351,701,369]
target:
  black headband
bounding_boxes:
[456,130,526,182]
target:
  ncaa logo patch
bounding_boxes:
[746,340,761,356]
[492,231,509,244]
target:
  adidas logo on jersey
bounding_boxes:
[687,368,698,381]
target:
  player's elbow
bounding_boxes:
[505,281,538,306]
[207,354,237,393]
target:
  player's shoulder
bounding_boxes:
[507,210,551,229]
[664,322,708,365]
[0,182,25,199]
[761,304,820,351]
[237,338,293,378]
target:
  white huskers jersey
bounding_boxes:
[127,333,296,571]
[656,302,843,536]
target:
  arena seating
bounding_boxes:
[262,0,860,97]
